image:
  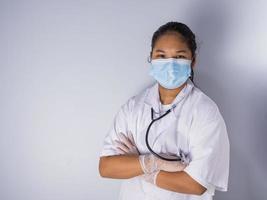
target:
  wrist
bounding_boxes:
[153,170,161,185]
[138,154,158,174]
[138,155,146,174]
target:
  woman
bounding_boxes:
[99,21,230,200]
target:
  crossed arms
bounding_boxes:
[98,132,207,195]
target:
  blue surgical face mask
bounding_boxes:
[149,58,192,89]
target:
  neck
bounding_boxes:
[158,83,187,105]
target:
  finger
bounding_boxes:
[114,140,129,152]
[128,131,136,146]
[116,147,126,154]
[127,131,140,154]
[114,140,128,151]
[118,132,134,149]
[133,146,140,155]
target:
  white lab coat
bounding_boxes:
[99,79,230,200]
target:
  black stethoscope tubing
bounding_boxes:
[145,107,182,161]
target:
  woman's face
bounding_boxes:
[151,32,196,67]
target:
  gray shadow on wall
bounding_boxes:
[182,1,267,200]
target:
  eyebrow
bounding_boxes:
[154,49,187,53]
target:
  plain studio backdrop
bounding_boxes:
[1,0,267,199]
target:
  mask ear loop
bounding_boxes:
[189,56,196,80]
[147,55,152,63]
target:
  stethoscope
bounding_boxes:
[145,104,182,161]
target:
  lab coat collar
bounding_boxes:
[145,79,194,143]
[144,79,195,115]
[143,79,194,140]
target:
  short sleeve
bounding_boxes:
[99,98,134,157]
[183,103,230,194]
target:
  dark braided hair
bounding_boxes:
[150,22,197,83]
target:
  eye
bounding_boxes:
[156,54,165,58]
[175,55,186,59]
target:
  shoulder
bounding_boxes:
[188,86,228,143]
[189,86,221,123]
[119,84,152,114]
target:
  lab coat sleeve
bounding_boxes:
[183,103,230,194]
[99,97,134,157]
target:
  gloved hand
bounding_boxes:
[113,132,188,174]
[155,155,188,172]
[139,156,187,186]
[141,170,160,186]
[138,154,187,174]
[113,131,140,155]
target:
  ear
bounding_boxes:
[147,51,153,63]
[191,55,196,68]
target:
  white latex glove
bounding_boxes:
[113,131,140,155]
[156,156,188,172]
[138,154,187,174]
[141,170,160,186]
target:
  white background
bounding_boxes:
[1,0,267,199]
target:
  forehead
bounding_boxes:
[153,32,189,51]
